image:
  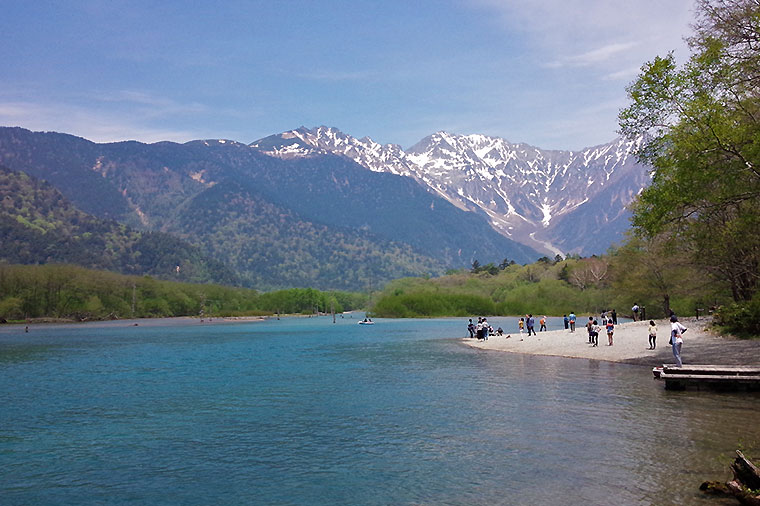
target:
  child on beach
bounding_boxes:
[539,316,547,332]
[518,317,525,335]
[648,320,657,349]
[591,320,600,347]
[606,320,615,346]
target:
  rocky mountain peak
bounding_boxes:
[251,127,650,256]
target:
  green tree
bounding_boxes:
[619,0,760,302]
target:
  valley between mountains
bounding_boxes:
[0,126,650,290]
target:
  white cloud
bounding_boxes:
[469,0,693,68]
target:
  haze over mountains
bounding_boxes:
[0,125,649,290]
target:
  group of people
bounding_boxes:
[577,309,618,346]
[466,309,689,367]
[467,317,504,340]
[517,314,547,336]
[583,316,615,346]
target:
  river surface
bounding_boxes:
[1,316,758,505]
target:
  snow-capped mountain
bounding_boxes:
[252,126,651,256]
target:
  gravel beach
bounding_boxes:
[464,318,760,367]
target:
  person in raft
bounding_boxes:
[648,320,657,349]
[606,320,615,346]
[539,316,547,332]
[670,315,687,367]
[569,312,576,332]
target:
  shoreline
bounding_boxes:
[464,318,760,367]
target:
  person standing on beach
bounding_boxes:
[611,309,618,325]
[518,317,525,335]
[569,312,576,332]
[482,318,490,340]
[526,314,536,336]
[606,320,615,346]
[563,315,569,329]
[591,320,600,347]
[670,315,687,367]
[632,303,640,322]
[539,316,547,332]
[467,319,475,338]
[586,317,594,344]
[648,320,657,349]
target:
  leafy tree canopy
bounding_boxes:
[619,0,760,302]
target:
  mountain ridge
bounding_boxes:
[253,126,651,256]
[0,126,539,290]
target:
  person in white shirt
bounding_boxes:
[670,315,687,367]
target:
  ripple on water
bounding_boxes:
[1,318,759,505]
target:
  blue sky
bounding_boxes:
[2,0,694,150]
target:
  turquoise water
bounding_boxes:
[1,316,758,505]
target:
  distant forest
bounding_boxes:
[0,264,367,321]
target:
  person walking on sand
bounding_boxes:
[563,314,569,330]
[606,320,615,346]
[648,320,657,349]
[526,314,536,336]
[591,319,600,347]
[518,317,525,335]
[569,312,576,332]
[670,315,687,367]
[539,316,547,332]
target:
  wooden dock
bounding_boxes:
[653,364,760,391]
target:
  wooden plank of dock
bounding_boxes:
[653,364,760,391]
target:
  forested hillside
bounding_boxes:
[0,166,238,285]
[0,128,539,290]
[172,179,444,289]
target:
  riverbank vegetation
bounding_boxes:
[373,0,760,338]
[0,264,366,321]
[370,247,727,320]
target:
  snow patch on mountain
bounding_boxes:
[251,126,650,256]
